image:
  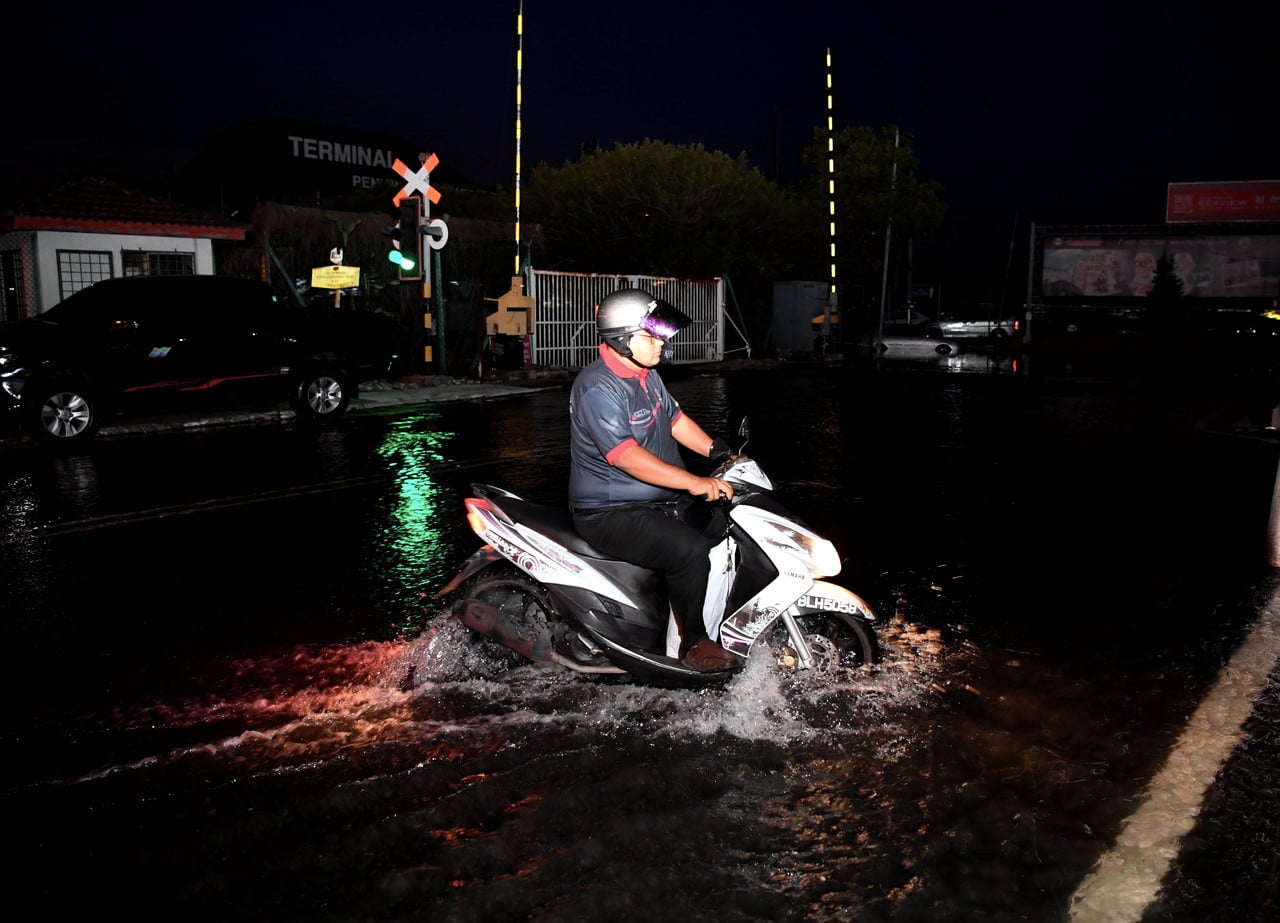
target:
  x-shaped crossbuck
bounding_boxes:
[392,153,442,208]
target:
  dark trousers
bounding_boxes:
[573,502,724,653]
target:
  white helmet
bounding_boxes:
[595,288,692,358]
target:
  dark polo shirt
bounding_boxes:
[568,343,687,509]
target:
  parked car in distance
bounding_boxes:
[858,322,964,359]
[0,275,405,446]
[935,307,1023,340]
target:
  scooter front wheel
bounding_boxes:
[767,610,879,673]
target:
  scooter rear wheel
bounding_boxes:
[461,566,562,663]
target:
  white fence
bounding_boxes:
[525,271,726,369]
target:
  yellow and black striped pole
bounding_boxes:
[825,48,837,348]
[513,1,524,276]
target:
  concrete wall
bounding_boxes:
[30,230,214,312]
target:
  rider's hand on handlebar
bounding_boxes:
[709,437,734,466]
[693,476,734,503]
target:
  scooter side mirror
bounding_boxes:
[736,416,751,453]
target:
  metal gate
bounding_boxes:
[526,271,725,369]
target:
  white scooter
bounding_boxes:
[433,420,879,687]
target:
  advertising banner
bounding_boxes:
[1042,234,1280,299]
[1166,181,1280,223]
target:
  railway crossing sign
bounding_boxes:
[387,149,449,369]
[392,153,441,208]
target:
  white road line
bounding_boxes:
[1068,588,1280,921]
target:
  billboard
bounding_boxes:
[1166,181,1280,223]
[1041,233,1280,299]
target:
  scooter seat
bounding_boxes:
[494,496,605,558]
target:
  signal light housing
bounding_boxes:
[382,195,423,281]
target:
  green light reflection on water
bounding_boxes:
[372,413,462,635]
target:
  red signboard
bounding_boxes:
[1166,181,1280,223]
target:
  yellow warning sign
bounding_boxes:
[311,265,361,289]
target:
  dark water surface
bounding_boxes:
[2,359,1277,921]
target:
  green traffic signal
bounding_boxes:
[388,249,416,272]
[396,196,423,282]
[381,195,423,281]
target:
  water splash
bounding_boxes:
[48,604,957,791]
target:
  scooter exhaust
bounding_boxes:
[449,598,626,675]
[450,598,553,662]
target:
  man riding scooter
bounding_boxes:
[567,287,740,673]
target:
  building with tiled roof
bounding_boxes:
[0,177,249,319]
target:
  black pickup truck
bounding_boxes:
[0,275,404,446]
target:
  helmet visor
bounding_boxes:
[641,300,693,340]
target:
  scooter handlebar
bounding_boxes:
[716,454,774,494]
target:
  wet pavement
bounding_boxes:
[3,356,1278,921]
[3,350,1277,448]
[0,371,566,449]
[95,373,559,437]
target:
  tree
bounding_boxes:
[525,140,798,279]
[1149,250,1184,301]
[798,125,946,326]
[1147,249,1189,335]
[524,139,819,346]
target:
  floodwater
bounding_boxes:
[2,352,1277,921]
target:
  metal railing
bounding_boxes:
[526,270,724,370]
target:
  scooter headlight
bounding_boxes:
[761,519,841,578]
[808,537,841,578]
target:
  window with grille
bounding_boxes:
[1,249,26,322]
[56,250,113,302]
[122,250,195,277]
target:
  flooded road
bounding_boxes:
[2,359,1277,921]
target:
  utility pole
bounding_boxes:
[877,128,900,336]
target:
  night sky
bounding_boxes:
[6,1,1275,297]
